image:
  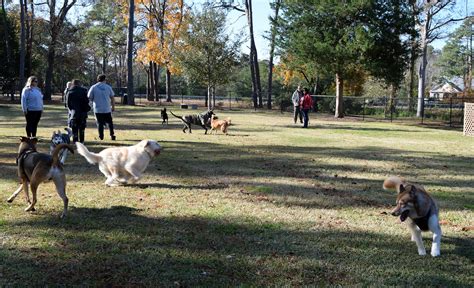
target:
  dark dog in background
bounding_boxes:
[161,108,168,125]
[170,110,214,134]
[50,127,73,164]
[8,137,74,218]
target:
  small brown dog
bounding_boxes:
[7,137,74,218]
[210,115,231,135]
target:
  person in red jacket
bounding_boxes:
[300,88,313,128]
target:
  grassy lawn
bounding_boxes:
[0,102,473,286]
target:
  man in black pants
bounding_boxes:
[87,74,116,140]
[66,79,90,143]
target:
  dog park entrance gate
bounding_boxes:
[464,103,474,136]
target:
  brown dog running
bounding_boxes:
[210,115,231,135]
[7,137,74,218]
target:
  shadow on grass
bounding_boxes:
[1,136,472,210]
[1,206,472,286]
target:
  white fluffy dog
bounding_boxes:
[76,140,161,186]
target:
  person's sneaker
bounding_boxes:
[99,136,104,140]
[111,135,116,141]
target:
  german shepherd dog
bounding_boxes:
[161,108,168,125]
[50,127,73,164]
[7,137,74,218]
[383,176,441,257]
[210,115,231,135]
[170,110,214,134]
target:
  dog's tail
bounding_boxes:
[383,176,406,193]
[64,127,72,136]
[169,111,183,120]
[51,144,74,167]
[76,142,102,165]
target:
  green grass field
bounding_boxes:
[0,102,473,286]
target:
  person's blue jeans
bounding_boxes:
[302,109,309,128]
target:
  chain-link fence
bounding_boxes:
[307,95,474,127]
[3,81,472,127]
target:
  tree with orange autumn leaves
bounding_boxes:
[134,0,189,102]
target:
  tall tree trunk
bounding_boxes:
[154,63,160,101]
[147,61,154,101]
[408,38,417,112]
[146,66,151,101]
[468,24,473,93]
[23,1,30,76]
[314,75,320,94]
[249,53,257,108]
[165,67,171,102]
[335,73,344,118]
[19,0,26,92]
[126,0,135,105]
[114,56,120,91]
[44,33,57,100]
[102,55,107,74]
[267,0,281,110]
[1,0,11,75]
[212,86,216,109]
[44,0,77,100]
[387,84,397,116]
[417,33,428,118]
[207,83,211,110]
[245,0,262,108]
[26,0,34,77]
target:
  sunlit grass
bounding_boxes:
[0,102,472,286]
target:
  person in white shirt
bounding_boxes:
[21,76,44,137]
[87,74,116,140]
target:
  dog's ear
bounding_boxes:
[30,137,38,144]
[409,185,417,198]
[398,184,406,194]
[20,136,28,142]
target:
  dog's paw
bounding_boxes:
[431,249,440,257]
[24,206,36,212]
[7,198,13,203]
[418,250,427,256]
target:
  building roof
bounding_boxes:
[430,81,462,93]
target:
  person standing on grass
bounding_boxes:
[300,88,313,128]
[291,85,303,124]
[88,74,116,141]
[67,79,90,143]
[21,76,43,137]
[63,81,72,104]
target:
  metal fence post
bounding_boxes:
[390,97,393,123]
[449,97,453,127]
[421,99,424,124]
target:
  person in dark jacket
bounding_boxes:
[66,79,90,143]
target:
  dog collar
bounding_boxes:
[144,148,154,159]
